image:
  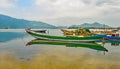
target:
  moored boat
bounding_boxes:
[33,30,46,33]
[61,28,92,37]
[104,36,120,41]
[27,29,46,33]
[25,29,103,42]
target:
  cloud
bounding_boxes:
[0,0,18,8]
[35,0,87,18]
[34,0,120,18]
[32,0,119,26]
[1,0,119,27]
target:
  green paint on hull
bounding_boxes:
[27,31,103,40]
[26,39,108,51]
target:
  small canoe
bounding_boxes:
[25,29,103,42]
[33,30,46,33]
[27,29,46,33]
[26,39,108,52]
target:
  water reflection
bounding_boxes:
[96,40,120,46]
[26,39,108,52]
[0,50,120,69]
[106,40,120,46]
[0,29,120,69]
[0,32,27,42]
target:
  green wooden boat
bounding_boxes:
[26,39,108,51]
[25,29,103,42]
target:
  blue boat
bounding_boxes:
[94,34,120,41]
[104,36,120,41]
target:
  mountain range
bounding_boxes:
[0,14,57,29]
[69,22,111,28]
[0,14,111,29]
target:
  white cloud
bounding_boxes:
[32,0,120,26]
[0,0,17,8]
[34,0,120,18]
[1,0,120,27]
[35,0,88,18]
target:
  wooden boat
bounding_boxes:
[90,30,115,35]
[25,29,103,42]
[26,39,108,52]
[33,30,46,33]
[27,29,46,33]
[61,28,117,36]
[61,28,92,36]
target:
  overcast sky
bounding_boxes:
[0,0,120,27]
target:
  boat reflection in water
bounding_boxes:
[107,40,120,46]
[96,39,120,46]
[26,39,108,52]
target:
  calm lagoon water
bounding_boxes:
[0,29,120,69]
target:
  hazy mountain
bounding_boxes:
[69,22,111,28]
[57,26,68,29]
[0,14,57,29]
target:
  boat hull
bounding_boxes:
[25,29,103,42]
